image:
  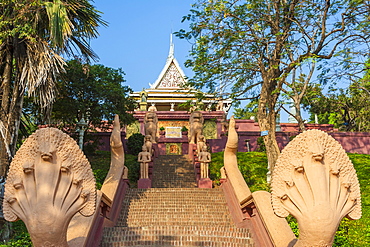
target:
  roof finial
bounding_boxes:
[168,32,174,59]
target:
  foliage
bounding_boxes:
[126,133,145,156]
[181,126,188,132]
[345,153,370,246]
[87,151,140,189]
[0,0,107,177]
[210,152,269,191]
[24,59,135,128]
[233,100,258,120]
[306,80,370,132]
[159,127,165,131]
[256,137,266,152]
[177,0,370,167]
[0,221,31,246]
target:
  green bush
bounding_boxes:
[256,136,266,152]
[126,133,145,155]
[0,221,31,247]
[124,154,140,187]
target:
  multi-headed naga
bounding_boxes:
[3,128,96,247]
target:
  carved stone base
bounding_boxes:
[138,178,151,189]
[198,178,212,188]
[188,143,197,161]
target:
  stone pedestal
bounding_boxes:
[198,178,212,188]
[138,178,151,189]
[188,143,197,161]
[139,102,147,111]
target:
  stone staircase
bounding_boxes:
[100,155,254,247]
[152,155,197,188]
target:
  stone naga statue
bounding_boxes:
[144,111,158,143]
[271,129,361,247]
[3,128,96,247]
[189,111,204,144]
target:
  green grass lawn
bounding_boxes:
[210,152,370,246]
[87,151,140,189]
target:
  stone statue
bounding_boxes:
[3,128,96,247]
[189,111,204,144]
[140,92,147,102]
[271,129,361,247]
[144,111,158,143]
[197,135,206,155]
[138,146,151,179]
[220,113,229,132]
[148,103,157,112]
[198,145,211,179]
[144,135,154,156]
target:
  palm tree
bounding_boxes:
[0,0,107,178]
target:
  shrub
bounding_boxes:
[87,151,140,188]
[126,133,145,155]
[256,136,266,152]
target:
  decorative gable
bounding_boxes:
[157,61,185,89]
[150,56,188,90]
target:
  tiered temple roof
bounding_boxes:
[130,35,231,112]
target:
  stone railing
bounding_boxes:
[221,116,297,246]
[67,115,130,247]
[221,116,362,247]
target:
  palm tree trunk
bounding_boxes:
[0,48,14,177]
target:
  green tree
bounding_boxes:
[233,100,258,120]
[307,82,370,132]
[178,0,370,168]
[46,59,135,128]
[0,0,106,177]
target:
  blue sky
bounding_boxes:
[89,1,295,122]
[90,1,194,92]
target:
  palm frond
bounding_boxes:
[45,0,73,49]
[20,40,66,108]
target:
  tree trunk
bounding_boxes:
[294,101,306,131]
[0,48,14,177]
[257,75,281,176]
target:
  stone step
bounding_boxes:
[117,188,235,228]
[152,158,196,187]
[99,156,255,246]
[100,226,254,247]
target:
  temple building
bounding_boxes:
[129,35,231,112]
[127,36,232,148]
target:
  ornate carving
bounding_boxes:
[3,128,96,247]
[158,62,185,88]
[271,129,361,246]
[189,111,204,144]
[144,112,158,143]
